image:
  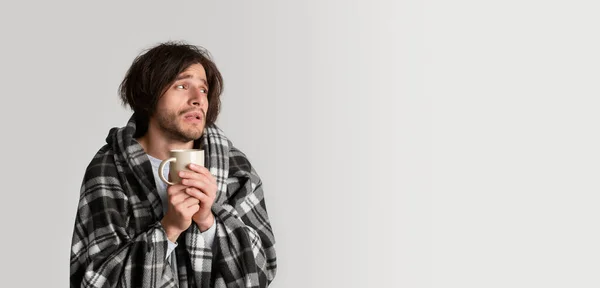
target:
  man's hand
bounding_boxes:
[179,164,217,232]
[161,184,200,242]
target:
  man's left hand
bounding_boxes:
[179,164,217,232]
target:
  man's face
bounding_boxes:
[151,63,209,142]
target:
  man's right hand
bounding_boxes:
[160,184,201,242]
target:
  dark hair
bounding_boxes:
[119,41,224,135]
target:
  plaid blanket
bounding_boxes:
[70,115,277,287]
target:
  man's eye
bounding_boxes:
[176,84,186,89]
[200,89,208,93]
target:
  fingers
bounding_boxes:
[167,184,187,196]
[184,187,211,202]
[187,163,212,177]
[180,197,200,217]
[178,174,217,199]
[180,164,217,185]
[182,179,215,196]
[181,195,200,208]
[171,193,200,217]
[167,184,187,202]
[167,184,200,209]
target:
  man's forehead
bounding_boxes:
[176,64,207,83]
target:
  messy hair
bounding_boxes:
[119,41,224,135]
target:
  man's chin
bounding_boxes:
[179,128,204,141]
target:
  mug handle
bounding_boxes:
[158,157,176,185]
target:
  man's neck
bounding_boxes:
[137,127,194,160]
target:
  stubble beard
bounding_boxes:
[156,109,204,143]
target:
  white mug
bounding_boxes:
[158,149,204,185]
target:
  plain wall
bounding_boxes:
[1,1,599,287]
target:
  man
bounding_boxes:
[70,42,277,288]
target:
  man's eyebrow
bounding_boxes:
[175,74,208,86]
[175,74,193,81]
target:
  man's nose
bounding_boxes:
[191,89,206,107]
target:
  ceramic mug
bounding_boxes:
[158,149,204,185]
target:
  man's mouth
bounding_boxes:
[182,110,204,122]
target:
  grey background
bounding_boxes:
[0,1,598,287]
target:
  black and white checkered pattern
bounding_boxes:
[70,114,277,287]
